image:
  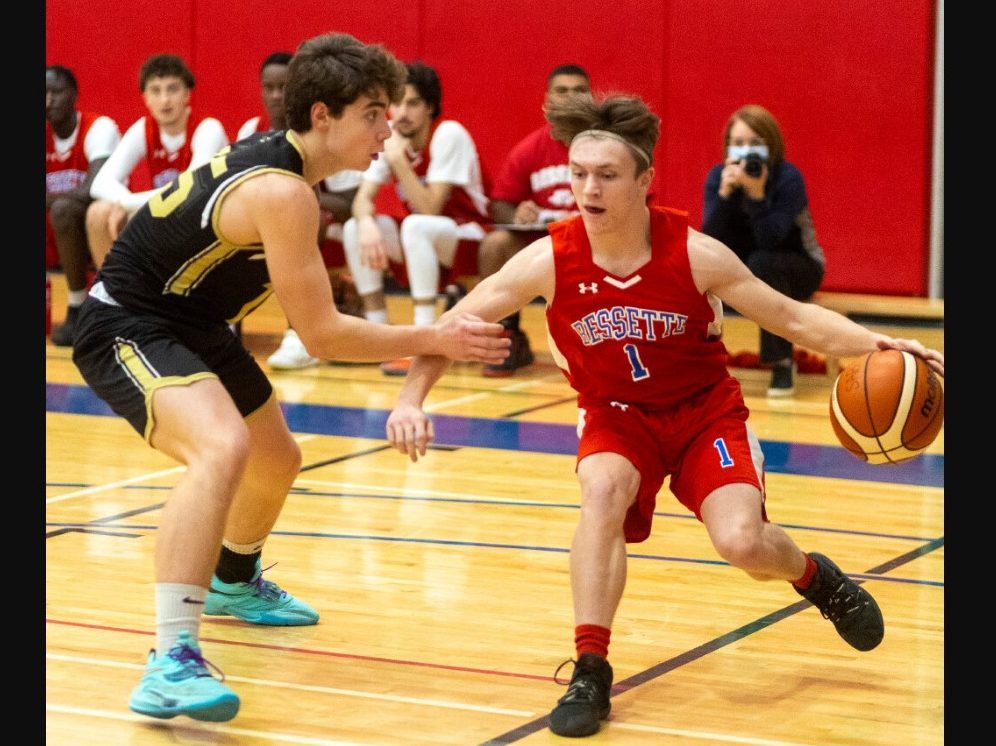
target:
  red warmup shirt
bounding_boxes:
[545,206,730,409]
[46,111,103,193]
[46,111,104,266]
[491,123,575,211]
[145,113,204,188]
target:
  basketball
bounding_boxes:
[829,350,944,464]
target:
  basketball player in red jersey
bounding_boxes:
[385,93,944,738]
[46,65,121,345]
[86,53,229,269]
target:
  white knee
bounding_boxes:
[400,215,457,301]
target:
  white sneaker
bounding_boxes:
[267,329,319,370]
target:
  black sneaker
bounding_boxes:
[549,653,613,737]
[767,361,796,397]
[482,329,534,378]
[796,552,884,651]
[51,305,80,347]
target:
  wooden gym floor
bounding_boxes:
[45,272,943,745]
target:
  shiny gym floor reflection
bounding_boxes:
[46,277,943,746]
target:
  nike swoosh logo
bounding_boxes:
[183,597,205,605]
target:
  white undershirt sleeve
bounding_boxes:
[425,120,476,186]
[189,118,230,169]
[82,116,122,162]
[89,118,148,208]
[235,116,260,142]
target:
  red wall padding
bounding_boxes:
[47,0,936,295]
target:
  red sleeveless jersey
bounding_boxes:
[144,112,204,188]
[46,111,101,192]
[399,120,488,225]
[545,206,730,409]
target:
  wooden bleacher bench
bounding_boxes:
[808,291,944,377]
[810,291,944,323]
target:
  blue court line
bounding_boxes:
[42,521,944,588]
[46,383,943,488]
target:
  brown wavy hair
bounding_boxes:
[546,93,659,174]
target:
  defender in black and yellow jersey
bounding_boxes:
[71,33,510,723]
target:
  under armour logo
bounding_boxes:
[578,282,598,294]
[610,401,629,412]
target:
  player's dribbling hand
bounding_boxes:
[434,313,511,363]
[876,338,944,378]
[386,404,435,462]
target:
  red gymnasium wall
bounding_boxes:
[47,0,937,295]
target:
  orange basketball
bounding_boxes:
[829,350,944,464]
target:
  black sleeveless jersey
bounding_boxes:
[97,130,308,327]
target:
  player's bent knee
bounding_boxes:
[710,528,764,569]
[579,477,639,527]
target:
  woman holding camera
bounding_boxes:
[702,104,825,397]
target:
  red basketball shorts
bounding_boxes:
[576,376,767,543]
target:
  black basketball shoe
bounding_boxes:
[796,552,884,651]
[549,653,613,737]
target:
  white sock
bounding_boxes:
[365,309,388,325]
[67,289,88,306]
[414,303,436,326]
[155,583,206,653]
[222,537,266,554]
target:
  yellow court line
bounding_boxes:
[47,653,535,717]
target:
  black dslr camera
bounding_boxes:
[743,152,765,178]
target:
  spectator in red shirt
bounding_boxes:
[477,64,591,376]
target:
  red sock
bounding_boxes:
[575,624,611,659]
[791,554,818,589]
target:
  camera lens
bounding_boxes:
[743,153,763,178]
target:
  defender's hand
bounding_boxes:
[386,404,435,462]
[434,313,511,363]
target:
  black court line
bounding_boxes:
[45,527,144,539]
[479,540,943,745]
[300,443,460,472]
[300,445,393,472]
[42,522,945,588]
[501,395,578,418]
[91,502,166,524]
[62,485,944,544]
[46,501,166,539]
